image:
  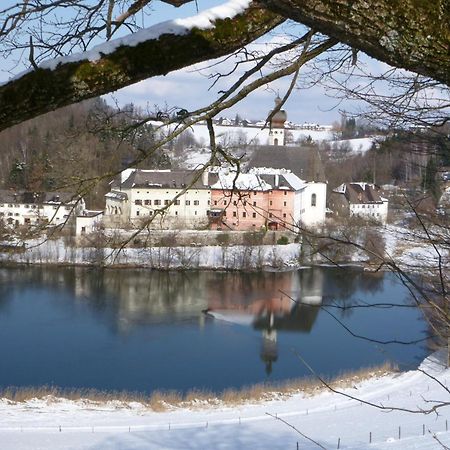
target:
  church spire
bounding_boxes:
[268,96,287,146]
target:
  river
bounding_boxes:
[0,266,427,394]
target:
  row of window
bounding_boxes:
[214,199,290,207]
[136,210,204,217]
[135,199,206,206]
[354,204,380,209]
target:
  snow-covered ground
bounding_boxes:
[330,137,382,154]
[1,351,450,449]
[188,124,334,146]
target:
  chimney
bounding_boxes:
[274,174,279,187]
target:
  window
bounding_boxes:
[233,211,237,217]
[214,200,218,205]
[164,200,170,205]
[252,213,256,218]
[283,201,286,207]
[311,193,317,207]
[283,213,287,218]
[174,200,180,206]
[223,200,227,205]
[25,218,31,224]
[243,212,247,218]
[233,200,237,206]
[149,211,153,216]
[269,213,272,218]
[154,200,161,206]
[136,210,140,216]
[253,201,256,206]
[284,191,287,196]
[194,200,199,206]
[144,200,151,205]
[175,211,178,216]
[223,211,227,217]
[269,201,273,206]
[135,200,142,205]
[186,200,191,206]
[195,211,197,215]
[81,226,86,233]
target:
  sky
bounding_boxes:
[0,0,409,126]
[105,0,354,125]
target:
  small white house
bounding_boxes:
[330,182,389,224]
[76,210,104,236]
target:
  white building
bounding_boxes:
[330,182,389,224]
[76,210,104,236]
[104,169,213,229]
[0,190,85,228]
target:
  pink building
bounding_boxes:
[209,171,296,231]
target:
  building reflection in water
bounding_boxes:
[205,268,324,376]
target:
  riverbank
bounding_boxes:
[0,352,449,449]
[0,224,446,272]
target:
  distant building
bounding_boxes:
[209,168,325,230]
[268,96,287,146]
[0,190,85,228]
[246,145,327,226]
[329,182,389,224]
[104,169,214,229]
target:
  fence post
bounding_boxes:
[369,431,372,443]
[423,424,425,436]
[59,425,61,432]
[398,426,401,440]
[337,437,340,449]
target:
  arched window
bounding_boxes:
[274,138,278,146]
[311,193,317,207]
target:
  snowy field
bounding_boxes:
[188,124,334,146]
[1,351,450,449]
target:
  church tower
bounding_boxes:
[268,96,287,146]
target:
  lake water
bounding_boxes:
[0,266,428,394]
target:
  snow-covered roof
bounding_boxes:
[211,172,271,191]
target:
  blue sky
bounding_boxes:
[0,0,385,125]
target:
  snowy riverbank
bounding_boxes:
[1,351,449,449]
[0,240,303,270]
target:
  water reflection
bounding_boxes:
[204,268,325,375]
[0,266,427,393]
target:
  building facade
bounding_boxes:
[0,190,85,228]
[104,169,213,229]
[329,182,389,224]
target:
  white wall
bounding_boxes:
[76,213,103,236]
[297,182,327,227]
[349,200,388,224]
[0,200,84,227]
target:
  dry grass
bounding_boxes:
[0,361,397,411]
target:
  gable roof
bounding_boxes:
[0,190,78,204]
[334,183,385,204]
[246,145,326,182]
[111,169,218,190]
